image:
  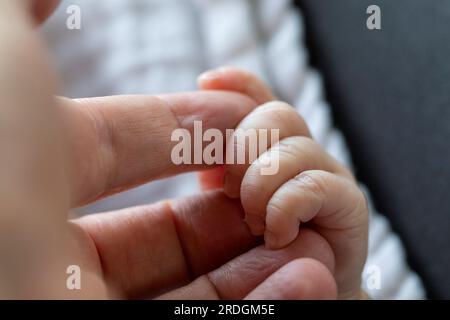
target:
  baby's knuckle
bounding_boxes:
[294,171,326,196]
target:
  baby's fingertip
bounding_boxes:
[197,67,229,88]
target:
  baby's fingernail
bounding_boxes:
[264,231,279,249]
[245,214,265,236]
[223,172,241,199]
[198,69,220,83]
[198,71,212,82]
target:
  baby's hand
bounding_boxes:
[198,68,369,299]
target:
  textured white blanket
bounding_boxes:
[42,0,425,299]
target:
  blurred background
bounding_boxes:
[296,0,450,299]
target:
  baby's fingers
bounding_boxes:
[264,169,368,298]
[225,101,311,198]
[241,136,352,235]
[265,170,365,250]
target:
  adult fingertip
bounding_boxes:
[245,258,338,300]
[197,67,276,104]
[292,258,338,300]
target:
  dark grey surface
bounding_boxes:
[295,0,450,298]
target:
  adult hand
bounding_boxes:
[0,1,337,299]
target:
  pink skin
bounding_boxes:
[198,67,368,299]
[0,5,337,299]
